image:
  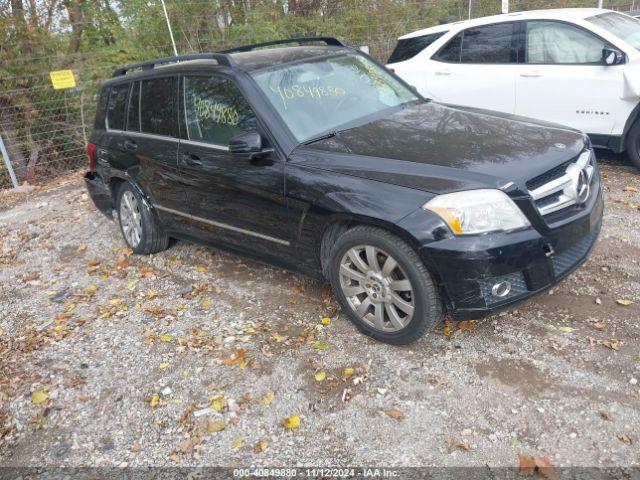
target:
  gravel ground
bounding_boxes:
[0,152,639,471]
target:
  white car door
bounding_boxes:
[424,22,519,113]
[515,20,621,137]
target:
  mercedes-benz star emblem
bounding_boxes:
[554,143,567,149]
[575,168,590,204]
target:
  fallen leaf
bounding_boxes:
[116,255,129,269]
[208,421,227,433]
[342,367,355,379]
[598,410,614,421]
[177,436,200,453]
[283,415,301,429]
[602,339,620,351]
[617,433,633,445]
[312,341,328,350]
[139,267,156,277]
[559,326,574,333]
[85,284,98,294]
[384,408,405,420]
[320,317,331,326]
[254,439,269,453]
[150,393,159,408]
[160,334,173,343]
[593,322,607,330]
[518,453,558,479]
[211,396,227,412]
[76,244,87,252]
[31,389,49,405]
[231,437,244,449]
[457,320,475,331]
[260,389,275,405]
[616,299,634,306]
[159,362,170,370]
[443,320,453,337]
[194,265,207,272]
[314,371,326,382]
[623,186,639,193]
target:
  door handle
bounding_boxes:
[435,69,451,76]
[124,139,138,151]
[181,152,202,167]
[520,71,542,78]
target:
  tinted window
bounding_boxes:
[461,23,516,63]
[526,21,606,64]
[140,77,177,137]
[388,32,446,63]
[434,33,462,62]
[127,82,140,132]
[184,76,257,146]
[106,84,129,130]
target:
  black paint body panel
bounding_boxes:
[85,46,604,319]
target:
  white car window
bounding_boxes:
[526,21,605,64]
[587,12,640,51]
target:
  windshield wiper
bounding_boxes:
[302,130,338,146]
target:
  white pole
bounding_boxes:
[161,0,178,56]
[0,134,19,188]
[468,0,472,19]
[598,0,603,8]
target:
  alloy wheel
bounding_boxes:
[339,245,415,332]
[120,190,142,247]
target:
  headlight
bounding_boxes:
[423,189,530,235]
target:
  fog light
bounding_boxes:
[491,281,512,298]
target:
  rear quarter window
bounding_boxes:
[388,32,446,63]
[106,84,129,130]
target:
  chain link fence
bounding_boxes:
[0,0,636,190]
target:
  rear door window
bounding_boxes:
[388,32,446,63]
[434,23,517,63]
[183,76,257,146]
[140,77,177,137]
[434,32,462,62]
[106,84,129,131]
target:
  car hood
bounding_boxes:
[289,101,586,194]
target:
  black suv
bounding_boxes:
[85,37,603,345]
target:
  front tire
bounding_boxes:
[116,182,169,255]
[327,225,442,345]
[625,120,640,170]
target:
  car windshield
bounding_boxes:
[587,12,640,51]
[251,53,419,143]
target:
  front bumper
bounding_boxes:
[417,186,604,319]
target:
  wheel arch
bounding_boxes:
[619,101,640,153]
[318,213,426,276]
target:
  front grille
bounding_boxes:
[479,272,528,306]
[528,150,596,217]
[551,225,600,277]
[526,158,574,191]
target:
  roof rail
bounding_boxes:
[220,36,346,54]
[112,53,235,77]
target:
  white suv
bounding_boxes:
[388,8,640,169]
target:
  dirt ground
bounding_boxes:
[0,152,638,471]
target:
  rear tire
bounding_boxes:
[625,120,640,170]
[116,182,169,255]
[326,225,442,345]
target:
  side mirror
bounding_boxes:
[602,47,624,66]
[229,132,273,161]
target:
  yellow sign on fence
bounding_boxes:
[49,70,76,90]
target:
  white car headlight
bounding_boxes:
[423,189,530,236]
